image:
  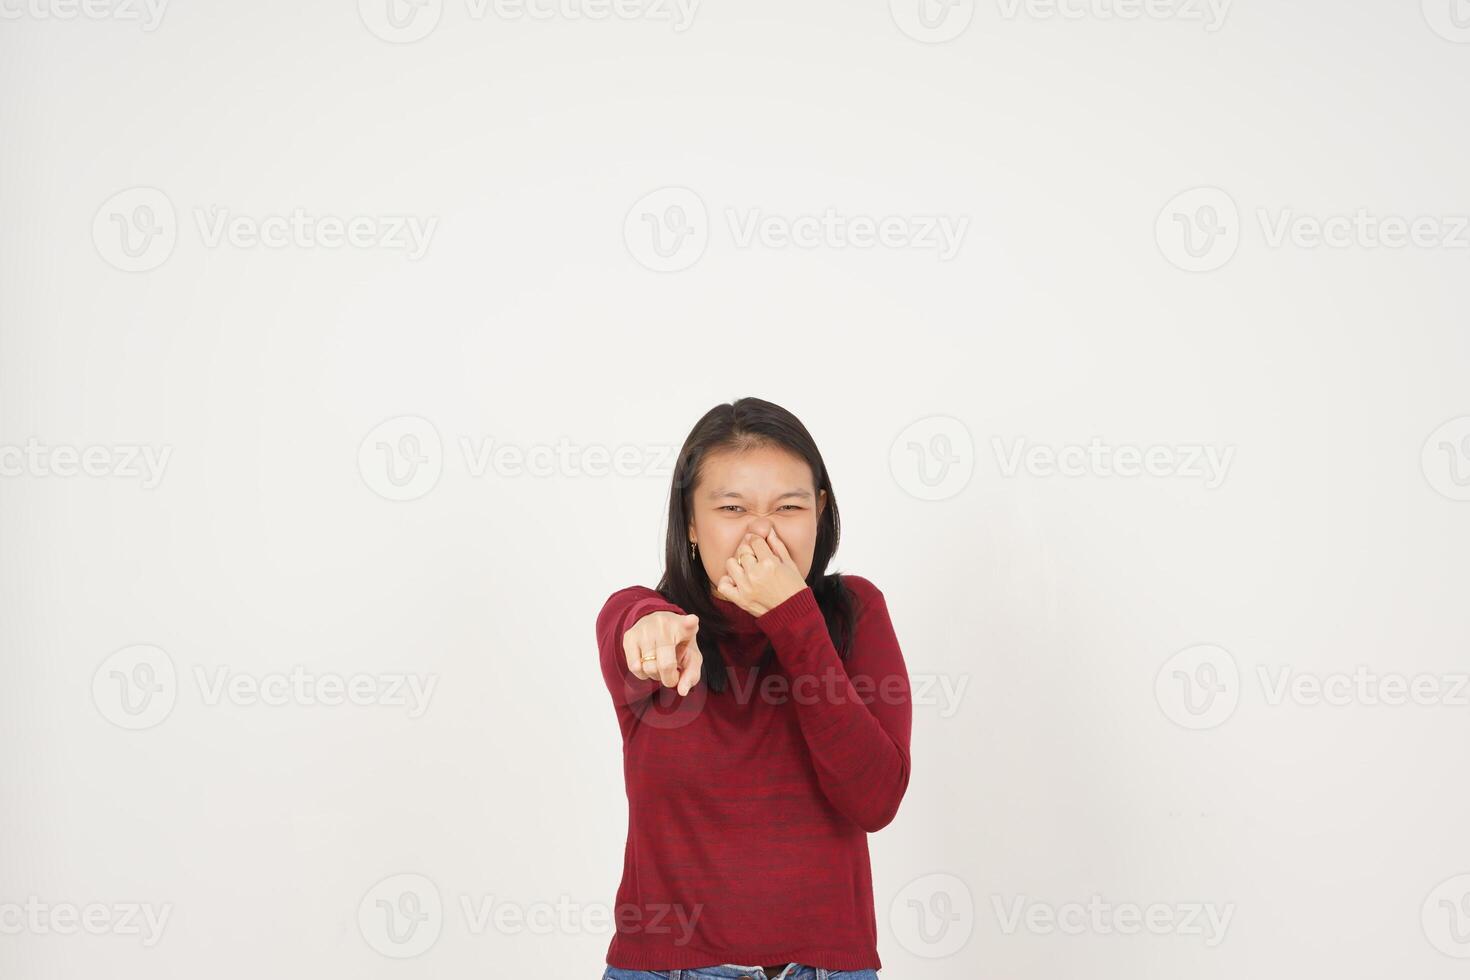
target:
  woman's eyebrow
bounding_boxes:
[708,489,813,501]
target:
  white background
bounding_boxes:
[2,1,1469,978]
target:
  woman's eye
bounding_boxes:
[717,504,802,513]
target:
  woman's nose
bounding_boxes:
[746,516,774,536]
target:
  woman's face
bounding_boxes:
[688,444,827,592]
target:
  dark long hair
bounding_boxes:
[654,397,856,694]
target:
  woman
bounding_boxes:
[596,397,913,980]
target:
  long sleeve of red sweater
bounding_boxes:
[754,580,913,832]
[596,587,689,710]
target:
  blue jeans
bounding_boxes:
[603,965,879,980]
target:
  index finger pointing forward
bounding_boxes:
[676,633,703,696]
[654,640,680,688]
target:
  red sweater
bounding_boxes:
[596,574,912,971]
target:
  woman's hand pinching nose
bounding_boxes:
[716,527,807,617]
